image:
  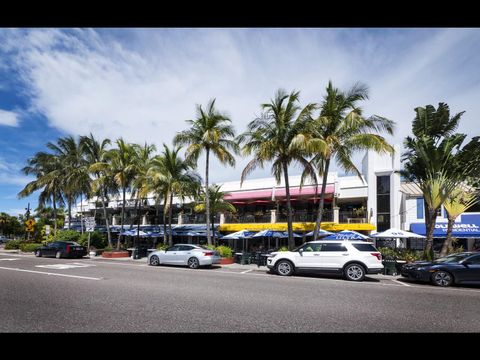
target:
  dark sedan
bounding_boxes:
[401,252,480,287]
[35,241,87,259]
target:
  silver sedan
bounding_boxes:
[148,244,221,269]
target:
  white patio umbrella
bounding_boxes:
[220,230,256,252]
[371,227,425,248]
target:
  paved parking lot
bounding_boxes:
[1,252,479,332]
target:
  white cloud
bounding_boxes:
[0,109,19,127]
[0,158,31,186]
[2,28,480,182]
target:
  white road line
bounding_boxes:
[241,269,253,274]
[0,258,20,261]
[391,279,412,287]
[0,266,102,281]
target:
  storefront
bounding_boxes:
[410,214,480,251]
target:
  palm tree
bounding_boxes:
[81,134,115,248]
[293,81,395,241]
[402,103,480,259]
[130,142,157,245]
[148,144,201,245]
[105,138,136,249]
[238,89,316,250]
[440,188,478,257]
[18,152,64,237]
[193,184,236,244]
[174,99,238,246]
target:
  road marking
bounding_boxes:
[241,269,253,274]
[0,266,102,280]
[0,258,20,261]
[35,263,94,270]
[391,279,412,287]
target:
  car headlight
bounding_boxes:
[268,254,277,258]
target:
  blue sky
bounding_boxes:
[1,28,480,216]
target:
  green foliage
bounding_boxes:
[4,240,22,250]
[156,243,169,251]
[278,246,289,252]
[215,245,233,258]
[78,231,107,249]
[20,243,42,252]
[378,247,424,262]
[56,229,80,242]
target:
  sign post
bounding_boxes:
[84,217,96,252]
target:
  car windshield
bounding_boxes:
[434,254,470,263]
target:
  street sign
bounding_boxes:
[25,219,35,227]
[85,217,96,232]
[45,225,50,235]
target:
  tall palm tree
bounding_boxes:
[148,144,201,245]
[130,142,157,244]
[81,134,115,248]
[174,99,238,246]
[402,103,480,258]
[238,89,316,250]
[293,81,395,241]
[194,184,236,245]
[441,188,478,257]
[18,152,64,237]
[106,138,136,250]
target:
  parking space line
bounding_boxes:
[391,279,412,287]
[241,269,253,274]
[0,266,102,280]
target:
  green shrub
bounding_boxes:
[215,245,233,258]
[20,243,41,252]
[156,243,169,251]
[54,229,81,242]
[278,246,289,252]
[4,239,22,250]
[78,231,107,249]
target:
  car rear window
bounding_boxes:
[351,244,378,252]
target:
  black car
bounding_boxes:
[35,241,87,259]
[401,252,480,287]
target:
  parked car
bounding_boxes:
[148,244,221,269]
[0,235,9,244]
[401,252,480,287]
[266,240,384,281]
[35,241,87,259]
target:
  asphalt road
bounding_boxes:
[1,253,479,332]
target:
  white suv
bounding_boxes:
[266,241,383,281]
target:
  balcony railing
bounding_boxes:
[224,214,272,223]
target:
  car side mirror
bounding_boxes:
[299,248,304,256]
[461,260,471,266]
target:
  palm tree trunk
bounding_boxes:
[101,187,112,248]
[424,208,437,260]
[67,195,72,230]
[168,192,173,246]
[440,217,455,257]
[53,194,57,237]
[80,193,84,234]
[163,192,168,245]
[119,186,126,250]
[282,161,294,250]
[129,199,138,230]
[205,147,211,246]
[313,158,331,241]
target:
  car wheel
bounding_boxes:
[187,257,200,269]
[344,263,366,281]
[276,260,294,276]
[35,250,42,257]
[431,270,453,287]
[149,255,160,266]
[55,251,62,259]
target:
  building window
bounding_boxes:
[416,198,424,219]
[376,175,390,232]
